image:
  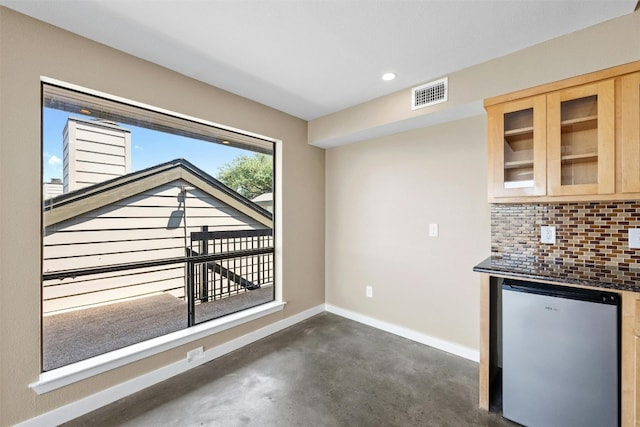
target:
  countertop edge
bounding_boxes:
[473,257,640,293]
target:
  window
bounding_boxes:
[42,82,276,371]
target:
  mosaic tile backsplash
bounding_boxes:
[491,201,640,269]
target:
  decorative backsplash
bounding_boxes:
[491,201,640,268]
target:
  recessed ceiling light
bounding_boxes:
[381,72,397,81]
[79,109,92,115]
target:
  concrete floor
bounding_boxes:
[63,313,515,427]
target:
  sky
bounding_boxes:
[42,108,260,183]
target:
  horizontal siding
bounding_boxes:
[44,236,185,258]
[73,171,125,185]
[43,178,268,313]
[75,139,125,156]
[44,227,185,245]
[43,264,183,289]
[76,126,128,146]
[44,246,184,271]
[75,161,126,175]
[75,149,125,165]
[121,185,231,203]
[43,183,63,199]
[44,223,257,244]
[71,204,243,219]
[69,123,129,190]
[44,267,184,300]
[43,278,184,313]
[47,215,254,232]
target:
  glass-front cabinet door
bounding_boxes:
[547,80,615,196]
[487,95,546,198]
[621,72,640,193]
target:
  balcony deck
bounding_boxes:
[43,286,273,371]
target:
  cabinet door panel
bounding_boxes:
[487,95,546,198]
[621,72,640,193]
[547,80,615,196]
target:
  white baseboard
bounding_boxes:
[324,304,479,362]
[18,302,477,426]
[17,304,325,427]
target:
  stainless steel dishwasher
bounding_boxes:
[502,279,620,427]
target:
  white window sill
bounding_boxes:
[31,301,286,394]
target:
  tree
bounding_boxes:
[217,153,273,200]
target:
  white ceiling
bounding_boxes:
[1,0,638,120]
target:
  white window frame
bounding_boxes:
[34,77,284,393]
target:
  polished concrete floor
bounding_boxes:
[64,313,515,427]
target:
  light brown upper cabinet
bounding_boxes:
[621,72,640,193]
[546,80,615,196]
[487,96,546,198]
[485,61,640,203]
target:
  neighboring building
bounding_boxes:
[252,192,273,213]
[43,178,63,200]
[44,117,132,199]
[43,159,272,313]
[43,117,272,313]
[63,117,131,193]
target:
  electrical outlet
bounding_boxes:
[428,223,439,237]
[540,226,556,244]
[629,229,640,249]
[366,286,373,298]
[187,346,204,362]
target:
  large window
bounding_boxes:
[41,82,275,371]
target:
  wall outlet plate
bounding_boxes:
[629,229,640,249]
[366,286,373,298]
[428,223,439,237]
[540,226,556,244]
[187,346,204,362]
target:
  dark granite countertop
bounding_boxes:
[473,256,640,292]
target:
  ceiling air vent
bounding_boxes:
[411,77,448,110]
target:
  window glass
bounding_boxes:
[42,83,275,371]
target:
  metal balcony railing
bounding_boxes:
[187,227,274,325]
[42,226,274,370]
[43,227,275,325]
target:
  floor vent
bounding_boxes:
[411,77,448,110]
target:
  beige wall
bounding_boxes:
[325,115,489,350]
[324,10,640,354]
[0,7,324,426]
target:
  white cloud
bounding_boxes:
[135,145,143,151]
[48,155,62,166]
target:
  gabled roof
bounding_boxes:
[252,192,273,203]
[44,159,272,228]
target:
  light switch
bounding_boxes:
[429,224,439,237]
[629,229,640,249]
[540,226,556,244]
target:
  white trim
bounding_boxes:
[324,304,479,362]
[19,304,325,427]
[40,76,278,145]
[19,303,477,426]
[31,301,287,394]
[274,139,283,303]
[35,74,288,389]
